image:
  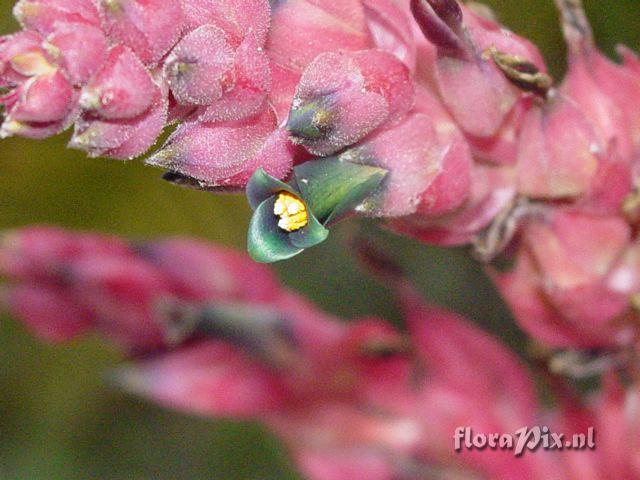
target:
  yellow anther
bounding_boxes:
[274,191,308,232]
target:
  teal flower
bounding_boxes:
[247,157,388,263]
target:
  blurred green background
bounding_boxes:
[0,1,638,479]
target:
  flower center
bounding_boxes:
[274,191,308,232]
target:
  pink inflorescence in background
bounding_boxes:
[3,0,640,478]
[2,226,639,480]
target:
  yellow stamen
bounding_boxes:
[274,191,308,232]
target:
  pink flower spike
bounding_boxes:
[287,50,414,157]
[79,45,158,120]
[98,0,184,66]
[44,22,108,85]
[164,25,235,107]
[554,0,640,156]
[146,106,287,189]
[0,227,294,352]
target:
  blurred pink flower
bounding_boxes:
[0,226,281,351]
[0,225,585,480]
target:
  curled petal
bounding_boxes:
[410,0,466,55]
[164,25,235,106]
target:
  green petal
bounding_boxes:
[289,212,329,249]
[247,197,304,263]
[293,157,388,225]
[246,169,298,211]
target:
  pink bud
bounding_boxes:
[517,94,601,200]
[556,0,640,157]
[341,99,472,217]
[113,341,286,418]
[146,106,293,189]
[390,163,516,246]
[5,70,74,123]
[44,22,108,85]
[79,45,158,120]
[137,239,282,302]
[1,70,77,139]
[98,0,184,65]
[287,50,413,157]
[2,284,92,342]
[70,93,168,159]
[493,210,634,348]
[163,25,235,107]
